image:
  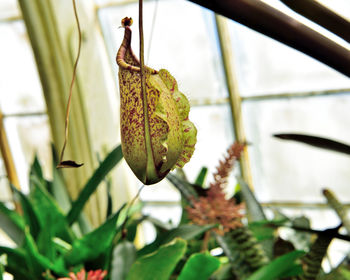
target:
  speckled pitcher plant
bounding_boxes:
[116,18,197,185]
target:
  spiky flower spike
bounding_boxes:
[187,142,245,235]
[116,18,197,185]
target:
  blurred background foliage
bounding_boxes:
[0,0,350,279]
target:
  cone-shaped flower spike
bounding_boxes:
[116,19,197,185]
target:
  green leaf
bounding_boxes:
[51,165,71,214]
[127,238,187,280]
[110,240,137,280]
[36,214,56,261]
[178,252,220,280]
[238,179,273,258]
[273,134,350,156]
[323,265,350,280]
[247,250,305,280]
[210,263,235,280]
[237,179,265,222]
[30,177,74,245]
[248,219,287,242]
[0,255,4,280]
[65,204,125,266]
[106,177,113,219]
[0,201,24,244]
[0,247,32,280]
[11,185,41,240]
[138,224,215,257]
[162,224,215,245]
[194,167,208,187]
[24,227,67,276]
[52,237,72,254]
[167,173,198,202]
[249,221,275,242]
[49,144,72,214]
[76,213,93,236]
[174,168,189,182]
[125,219,140,242]
[67,145,123,225]
[30,155,44,183]
[279,264,304,278]
[29,156,52,197]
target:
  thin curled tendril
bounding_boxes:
[57,0,83,169]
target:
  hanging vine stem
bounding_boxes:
[121,185,145,238]
[57,0,83,169]
[139,0,145,95]
[120,0,146,237]
[139,0,145,74]
[138,0,156,179]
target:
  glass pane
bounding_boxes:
[140,204,182,243]
[98,0,228,101]
[142,204,182,226]
[317,0,350,21]
[0,0,19,19]
[243,94,350,203]
[4,115,52,192]
[183,104,235,182]
[140,179,181,202]
[0,21,46,115]
[228,18,350,97]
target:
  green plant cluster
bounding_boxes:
[0,144,350,280]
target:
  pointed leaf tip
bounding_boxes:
[57,160,84,169]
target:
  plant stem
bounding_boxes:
[139,0,157,182]
[201,231,211,252]
[57,0,82,167]
[121,185,145,239]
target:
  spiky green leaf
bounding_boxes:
[67,145,123,225]
[138,224,215,257]
[65,204,125,266]
[11,185,40,240]
[194,167,208,187]
[127,238,187,280]
[178,252,220,280]
[247,250,304,280]
[0,201,24,244]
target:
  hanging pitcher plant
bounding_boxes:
[116,18,197,185]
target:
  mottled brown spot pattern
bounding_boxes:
[116,25,197,184]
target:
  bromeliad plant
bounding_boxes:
[167,142,350,280]
[1,142,350,280]
[0,145,125,280]
[0,146,221,280]
[186,143,245,236]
